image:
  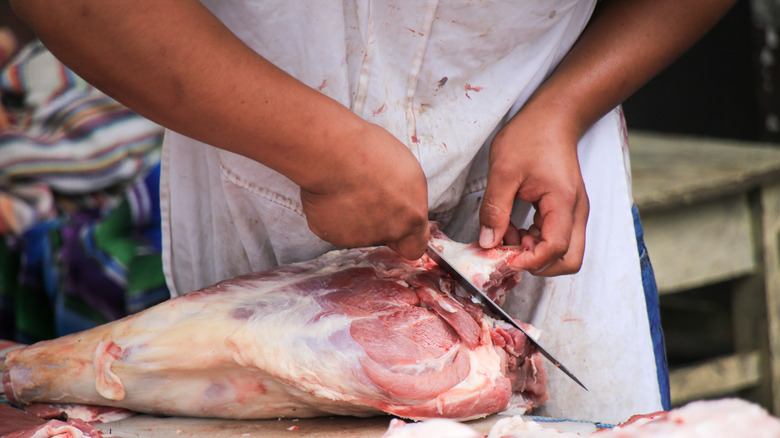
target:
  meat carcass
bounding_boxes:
[3,226,547,420]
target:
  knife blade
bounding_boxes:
[425,243,587,391]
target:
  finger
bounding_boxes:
[534,194,589,276]
[387,222,430,260]
[509,198,575,273]
[529,236,583,276]
[479,171,519,249]
[502,222,522,246]
[515,229,542,255]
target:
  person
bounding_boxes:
[10,0,736,423]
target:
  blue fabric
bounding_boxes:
[524,415,616,430]
[633,204,671,410]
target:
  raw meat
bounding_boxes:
[21,403,134,424]
[0,405,103,438]
[3,226,547,420]
[599,398,780,438]
[382,397,780,437]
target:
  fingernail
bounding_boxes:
[479,226,495,248]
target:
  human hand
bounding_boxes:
[478,107,589,276]
[300,122,430,260]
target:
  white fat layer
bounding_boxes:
[433,239,498,288]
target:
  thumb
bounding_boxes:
[478,176,517,248]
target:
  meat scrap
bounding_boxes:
[383,397,780,437]
[598,398,780,438]
[3,227,547,421]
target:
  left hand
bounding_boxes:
[476,0,737,276]
[478,105,589,276]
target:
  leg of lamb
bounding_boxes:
[3,226,547,420]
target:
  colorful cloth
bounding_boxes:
[0,41,168,342]
[0,40,163,234]
[0,165,169,343]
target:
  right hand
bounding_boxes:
[8,0,429,259]
[299,123,430,260]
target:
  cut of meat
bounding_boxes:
[3,225,546,421]
[0,404,46,437]
[0,405,103,438]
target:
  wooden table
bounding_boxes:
[629,131,780,413]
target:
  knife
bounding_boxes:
[425,243,588,391]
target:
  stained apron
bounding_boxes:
[159,0,666,423]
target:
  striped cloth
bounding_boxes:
[0,41,168,342]
[0,40,163,234]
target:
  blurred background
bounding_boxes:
[0,0,169,345]
[622,0,780,417]
[2,0,780,418]
[624,0,775,141]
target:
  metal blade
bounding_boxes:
[425,243,588,391]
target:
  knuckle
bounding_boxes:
[526,261,550,273]
[383,213,429,259]
[538,252,584,277]
[559,258,583,275]
[489,158,517,178]
[544,237,569,259]
[568,252,585,274]
[479,200,509,225]
[553,186,579,207]
[393,211,428,239]
[394,235,426,260]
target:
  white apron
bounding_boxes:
[159,0,665,423]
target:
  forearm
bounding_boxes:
[520,0,737,139]
[10,0,365,190]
